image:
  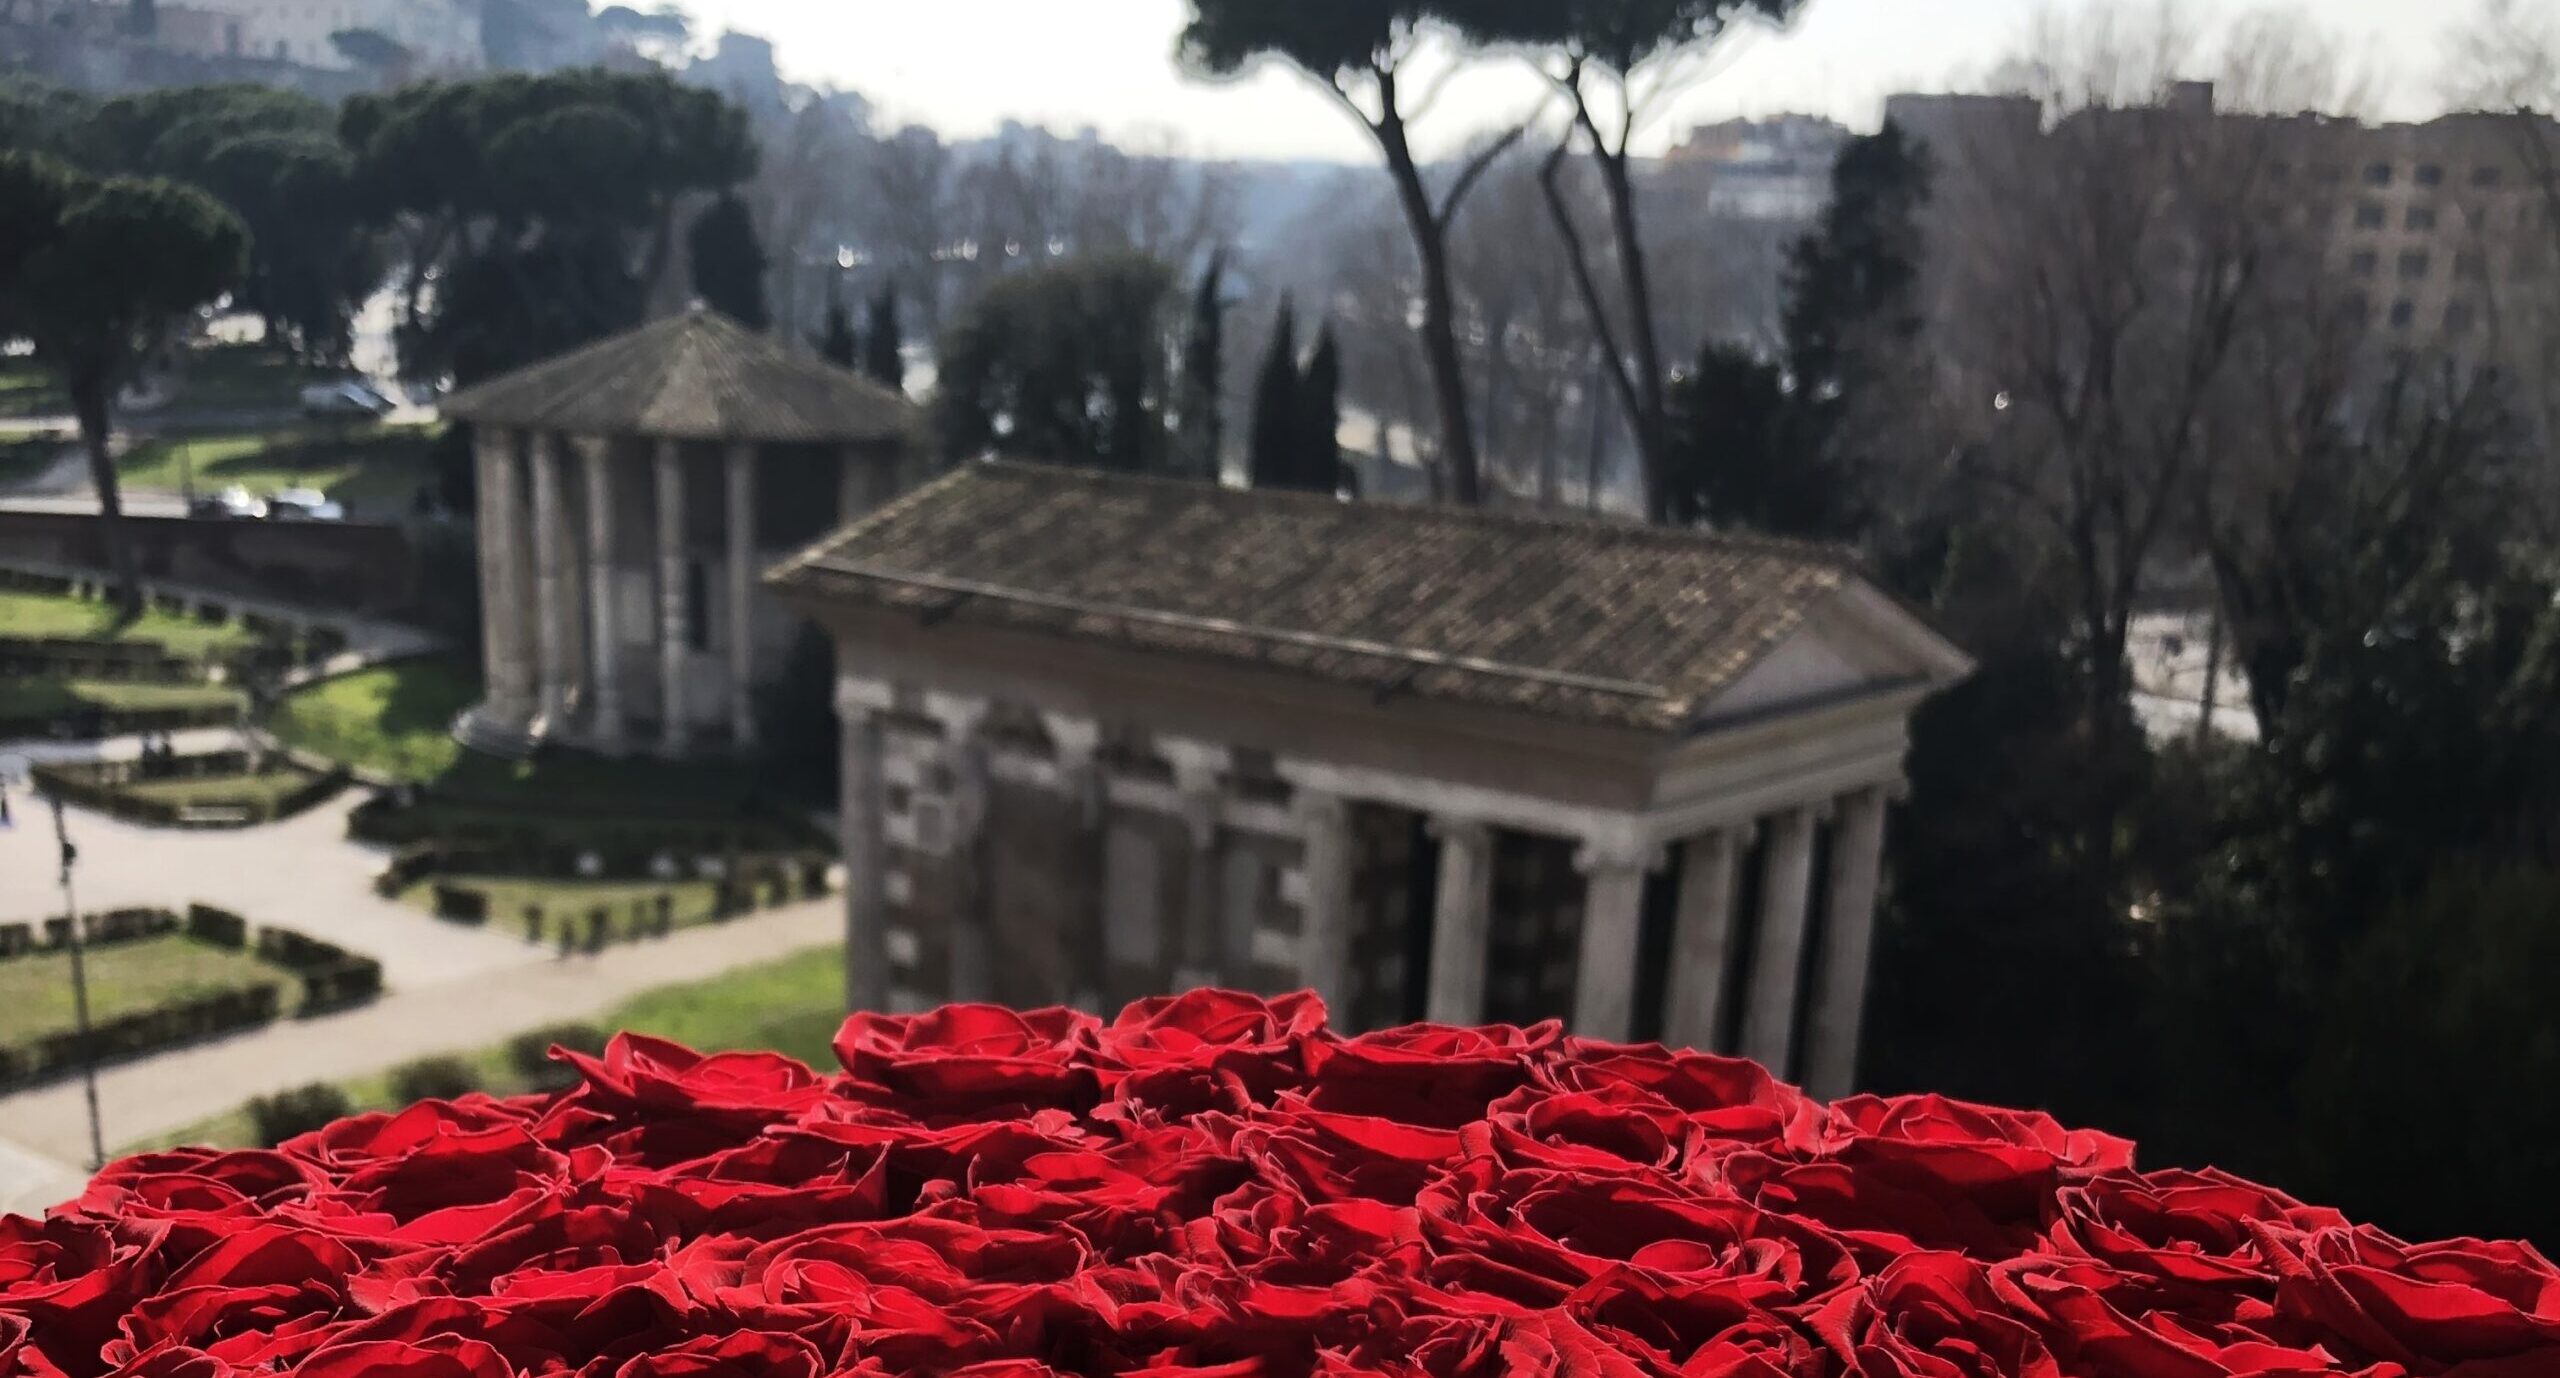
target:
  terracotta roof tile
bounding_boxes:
[443,305,919,445]
[771,463,1869,735]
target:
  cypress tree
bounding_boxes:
[863,286,904,392]
[1178,251,1227,481]
[686,192,769,331]
[815,284,857,368]
[1247,300,1300,491]
[1298,323,1343,496]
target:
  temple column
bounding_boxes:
[1662,827,1746,1053]
[725,443,759,749]
[838,676,894,1013]
[927,692,995,1003]
[1040,713,1109,1012]
[1804,787,1892,1099]
[655,440,688,753]
[573,436,624,752]
[1425,818,1494,1025]
[1571,841,1663,1042]
[473,429,532,720]
[1741,804,1821,1075]
[1294,791,1356,1019]
[531,435,572,726]
[1162,740,1230,989]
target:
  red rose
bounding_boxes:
[2262,1226,2560,1372]
[834,1005,1100,1116]
[2046,1169,2348,1322]
[1812,1251,2064,1378]
[1083,989,1325,1113]
[1302,1022,1561,1128]
[288,1335,514,1378]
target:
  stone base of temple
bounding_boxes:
[452,702,543,761]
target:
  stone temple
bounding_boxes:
[770,463,1973,1096]
[446,306,922,758]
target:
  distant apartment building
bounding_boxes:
[1887,85,2560,373]
[190,0,481,73]
[1660,114,1853,221]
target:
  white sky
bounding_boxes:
[675,0,2485,161]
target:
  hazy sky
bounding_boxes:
[676,0,2479,161]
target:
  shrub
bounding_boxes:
[247,1082,353,1148]
[508,1022,607,1092]
[186,904,250,950]
[390,1055,481,1105]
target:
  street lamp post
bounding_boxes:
[0,755,106,1170]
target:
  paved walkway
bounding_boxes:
[0,791,531,990]
[0,897,835,1171]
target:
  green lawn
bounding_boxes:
[125,944,845,1153]
[270,658,770,815]
[268,658,480,782]
[0,680,246,722]
[401,875,722,944]
[0,589,261,661]
[0,936,288,1048]
[0,359,65,419]
[173,344,326,411]
[122,768,328,811]
[119,422,437,515]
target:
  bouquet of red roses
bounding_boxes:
[5,991,2553,1377]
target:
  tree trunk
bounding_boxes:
[72,378,141,616]
[2194,607,2225,747]
[1374,108,1484,508]
[1595,146,1671,521]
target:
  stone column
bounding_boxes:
[1163,740,1230,988]
[1425,818,1494,1025]
[1661,828,1745,1053]
[1041,713,1109,1011]
[1571,841,1662,1042]
[573,436,623,751]
[655,440,689,753]
[531,435,572,726]
[473,429,531,717]
[838,677,893,1014]
[1741,805,1820,1075]
[725,443,759,749]
[1803,787,1892,1100]
[1295,791,1356,1020]
[929,692,994,1003]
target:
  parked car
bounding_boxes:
[266,488,346,522]
[299,380,395,419]
[189,486,267,521]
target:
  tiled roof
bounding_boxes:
[769,462,1873,735]
[442,305,919,445]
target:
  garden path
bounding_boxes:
[0,894,837,1204]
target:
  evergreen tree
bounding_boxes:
[863,286,904,393]
[686,191,769,330]
[1297,323,1343,496]
[1177,251,1228,481]
[1247,300,1301,491]
[815,284,857,368]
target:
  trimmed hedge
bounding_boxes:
[507,1022,607,1092]
[256,927,382,1015]
[32,756,348,830]
[389,1055,480,1104]
[0,700,243,743]
[184,903,249,951]
[0,983,281,1092]
[247,1083,353,1148]
[0,907,181,960]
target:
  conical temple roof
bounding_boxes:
[442,305,918,445]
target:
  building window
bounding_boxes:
[2397,250,2431,280]
[2314,163,2345,184]
[2446,301,2476,335]
[2406,205,2437,231]
[2353,202,2386,229]
[2416,163,2444,187]
[2456,249,2488,278]
[2472,165,2504,187]
[2349,249,2379,277]
[2389,299,2416,329]
[2364,161,2394,186]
